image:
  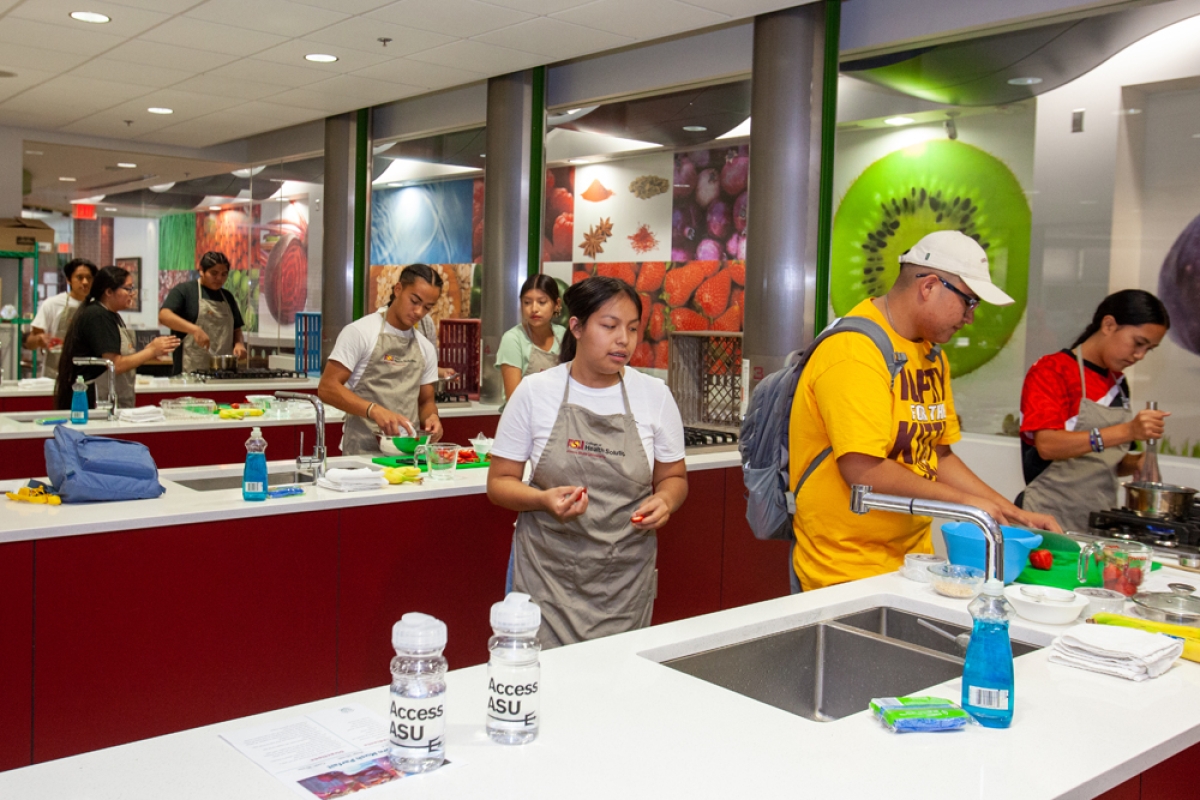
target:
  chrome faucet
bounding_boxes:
[276,391,326,480]
[72,357,118,419]
[849,484,1006,584]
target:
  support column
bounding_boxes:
[742,3,830,396]
[322,113,358,359]
[480,71,534,405]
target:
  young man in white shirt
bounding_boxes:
[25,258,98,378]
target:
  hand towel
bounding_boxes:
[1048,624,1183,681]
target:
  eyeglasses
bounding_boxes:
[915,273,979,311]
[118,285,137,294]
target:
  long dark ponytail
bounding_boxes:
[559,276,642,364]
[54,265,130,408]
[1070,289,1170,349]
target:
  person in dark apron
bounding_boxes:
[1019,290,1170,532]
[158,251,248,375]
[25,258,96,379]
[496,274,565,403]
[318,264,445,456]
[54,266,180,411]
[487,277,688,648]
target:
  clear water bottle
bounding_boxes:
[389,613,447,773]
[961,579,1015,728]
[70,376,88,425]
[242,427,268,501]
[486,592,541,745]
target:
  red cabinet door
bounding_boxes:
[0,541,33,770]
[720,466,791,609]
[652,467,725,626]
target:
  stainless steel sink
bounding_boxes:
[173,471,314,491]
[661,607,1041,723]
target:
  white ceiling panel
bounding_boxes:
[138,17,291,57]
[185,0,350,38]
[0,106,89,129]
[170,73,294,101]
[103,39,242,72]
[267,74,422,112]
[9,0,173,36]
[472,16,633,59]
[552,0,730,40]
[250,39,393,72]
[0,42,91,74]
[0,16,127,55]
[207,57,342,89]
[59,110,181,139]
[681,0,797,14]
[92,0,202,12]
[368,0,535,39]
[349,58,485,89]
[0,68,58,104]
[8,74,151,110]
[68,58,195,89]
[289,0,395,13]
[300,16,455,58]
[406,39,543,74]
[117,88,248,118]
[481,0,595,13]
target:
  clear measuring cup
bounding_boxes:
[417,443,461,481]
[1077,539,1154,597]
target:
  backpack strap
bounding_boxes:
[789,315,905,505]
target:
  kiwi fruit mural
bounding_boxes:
[1159,212,1200,356]
[831,139,1030,376]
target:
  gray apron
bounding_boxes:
[340,318,426,456]
[43,296,79,379]
[511,368,654,648]
[93,324,137,412]
[1023,349,1130,532]
[523,325,559,376]
[182,281,236,373]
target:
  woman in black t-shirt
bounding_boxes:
[54,266,180,410]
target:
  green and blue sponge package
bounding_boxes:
[869,696,970,733]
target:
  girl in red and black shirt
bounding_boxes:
[1018,290,1170,532]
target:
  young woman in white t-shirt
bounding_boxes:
[487,277,688,647]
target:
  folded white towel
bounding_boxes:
[325,467,385,482]
[119,406,166,422]
[316,476,387,492]
[17,377,55,390]
[1049,624,1183,681]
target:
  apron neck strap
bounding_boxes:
[563,362,632,414]
[1073,348,1088,416]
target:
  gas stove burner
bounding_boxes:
[1089,509,1200,549]
[191,368,304,381]
[435,390,470,404]
[683,427,739,448]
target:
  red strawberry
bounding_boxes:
[546,170,556,192]
[695,272,731,319]
[727,261,745,285]
[648,304,666,341]
[639,293,652,336]
[653,340,670,369]
[631,341,652,367]
[551,213,573,261]
[573,270,591,285]
[663,262,708,306]
[636,261,665,292]
[712,303,743,331]
[548,187,573,219]
[597,262,636,286]
[696,260,722,278]
[671,308,708,332]
[732,287,744,310]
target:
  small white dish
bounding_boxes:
[1005,584,1089,624]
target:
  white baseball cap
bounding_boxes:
[898,230,1014,306]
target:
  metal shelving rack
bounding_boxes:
[1,248,40,379]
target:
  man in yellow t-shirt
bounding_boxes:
[789,230,1062,591]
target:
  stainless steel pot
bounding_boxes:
[1131,583,1200,626]
[1123,481,1196,520]
[210,353,238,371]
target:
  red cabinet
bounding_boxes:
[0,541,33,770]
[653,468,725,625]
[720,466,792,608]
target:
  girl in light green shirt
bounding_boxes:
[495,274,565,401]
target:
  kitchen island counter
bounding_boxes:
[1,568,1195,798]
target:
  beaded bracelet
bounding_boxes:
[1089,427,1105,453]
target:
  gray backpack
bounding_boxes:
[738,317,907,541]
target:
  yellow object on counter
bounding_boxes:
[383,466,423,485]
[218,408,265,420]
[5,486,62,505]
[1090,612,1200,662]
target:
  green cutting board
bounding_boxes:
[371,455,490,471]
[1014,531,1160,590]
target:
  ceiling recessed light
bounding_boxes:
[148,182,175,192]
[479,153,486,158]
[209,206,221,211]
[70,11,110,23]
[567,158,590,164]
[105,207,117,212]
[1007,76,1042,86]
[682,125,707,132]
[884,116,915,126]
[116,162,136,168]
[25,150,43,155]
[59,176,76,182]
[567,108,582,114]
[147,107,173,115]
[305,53,338,63]
[231,166,266,178]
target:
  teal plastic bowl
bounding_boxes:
[940,522,1044,585]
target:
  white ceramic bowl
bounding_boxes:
[1004,584,1089,625]
[469,437,493,458]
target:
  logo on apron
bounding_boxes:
[383,354,416,364]
[567,439,625,459]
[568,439,585,450]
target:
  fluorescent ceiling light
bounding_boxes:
[209,206,222,211]
[305,53,338,63]
[105,207,117,212]
[717,118,751,140]
[567,108,582,114]
[682,125,707,132]
[231,166,266,178]
[25,150,43,155]
[117,162,137,168]
[147,107,173,115]
[371,158,478,185]
[567,158,591,164]
[59,176,76,182]
[70,11,110,23]
[1007,77,1042,86]
[884,116,915,126]
[148,182,175,192]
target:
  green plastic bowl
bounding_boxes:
[390,432,430,455]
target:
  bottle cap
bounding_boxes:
[392,612,447,650]
[250,426,263,437]
[74,376,85,385]
[490,592,541,631]
[982,579,1005,596]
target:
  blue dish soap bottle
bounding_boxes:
[70,376,89,425]
[961,579,1015,728]
[242,427,268,501]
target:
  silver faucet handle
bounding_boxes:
[849,484,872,515]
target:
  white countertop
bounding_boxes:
[0,448,739,545]
[1,568,1195,799]
[0,376,322,398]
